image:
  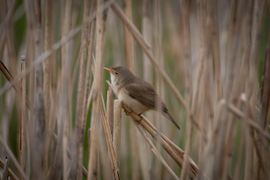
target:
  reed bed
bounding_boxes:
[0,0,269,179]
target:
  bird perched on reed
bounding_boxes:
[104,66,180,129]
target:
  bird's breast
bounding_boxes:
[117,88,149,114]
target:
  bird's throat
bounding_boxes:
[110,74,120,95]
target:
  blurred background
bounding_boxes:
[0,0,269,179]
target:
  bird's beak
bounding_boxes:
[104,67,113,73]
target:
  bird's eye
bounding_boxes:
[115,72,119,75]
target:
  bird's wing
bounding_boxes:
[124,81,158,109]
[125,81,180,129]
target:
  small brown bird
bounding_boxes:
[104,66,180,129]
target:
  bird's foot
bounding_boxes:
[122,104,132,115]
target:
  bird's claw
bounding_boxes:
[123,105,132,115]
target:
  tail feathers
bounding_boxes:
[163,111,181,130]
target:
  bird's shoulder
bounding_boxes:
[124,79,156,95]
[122,79,158,109]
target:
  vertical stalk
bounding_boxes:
[100,95,120,180]
[123,0,135,71]
[107,88,114,135]
[142,0,155,179]
[153,0,164,178]
[24,0,45,178]
[59,0,73,179]
[123,1,140,179]
[19,58,26,171]
[88,0,107,179]
[113,100,122,159]
[143,0,153,83]
[43,0,54,172]
[76,0,91,179]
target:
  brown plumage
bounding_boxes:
[105,66,180,130]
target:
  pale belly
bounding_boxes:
[117,89,149,114]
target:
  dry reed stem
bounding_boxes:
[76,0,92,178]
[142,0,153,83]
[122,1,140,179]
[123,0,135,71]
[24,0,46,178]
[60,1,73,179]
[87,107,99,180]
[0,0,16,57]
[141,1,154,179]
[107,88,114,135]
[261,32,270,128]
[113,100,122,159]
[136,126,179,180]
[4,0,16,76]
[19,59,26,170]
[244,122,253,180]
[177,0,191,91]
[249,0,265,68]
[178,2,192,179]
[129,104,140,180]
[97,122,112,180]
[43,0,54,171]
[88,0,107,179]
[259,35,270,175]
[100,95,120,180]
[180,110,192,180]
[43,0,53,106]
[85,18,96,112]
[153,1,166,179]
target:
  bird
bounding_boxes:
[104,66,180,129]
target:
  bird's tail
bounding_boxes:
[162,111,181,130]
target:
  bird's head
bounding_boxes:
[104,66,134,87]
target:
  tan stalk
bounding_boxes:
[88,0,107,179]
[178,1,191,179]
[122,1,140,179]
[113,100,122,159]
[123,0,135,71]
[107,88,114,135]
[136,125,179,180]
[59,0,73,179]
[24,0,46,178]
[141,1,154,179]
[100,95,120,179]
[76,0,92,179]
[43,0,54,172]
[19,58,26,170]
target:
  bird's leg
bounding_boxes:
[122,104,143,124]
